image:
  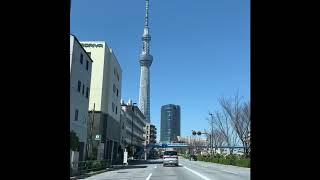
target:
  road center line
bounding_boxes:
[183,166,211,180]
[146,173,152,180]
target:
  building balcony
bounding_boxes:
[150,135,156,139]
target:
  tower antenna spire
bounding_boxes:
[145,0,150,27]
[139,0,153,123]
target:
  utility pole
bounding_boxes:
[91,103,95,159]
[131,103,137,158]
[209,113,214,155]
[86,103,95,160]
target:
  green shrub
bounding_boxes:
[195,154,250,168]
[84,161,94,171]
[92,161,102,170]
[235,158,250,167]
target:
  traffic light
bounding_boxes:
[197,131,202,135]
[192,130,196,135]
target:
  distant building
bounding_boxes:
[83,41,122,163]
[120,99,147,158]
[160,104,181,143]
[70,35,93,161]
[144,123,157,145]
[144,123,157,159]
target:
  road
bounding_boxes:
[82,156,250,180]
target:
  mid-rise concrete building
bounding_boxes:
[120,99,147,158]
[143,123,157,159]
[82,41,122,163]
[70,35,93,161]
[144,123,156,145]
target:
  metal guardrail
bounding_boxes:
[70,160,111,176]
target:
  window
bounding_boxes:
[116,106,118,114]
[77,81,81,92]
[116,89,119,97]
[86,87,89,98]
[82,84,85,95]
[112,103,115,112]
[75,109,79,121]
[86,61,89,70]
[113,84,116,93]
[80,53,83,64]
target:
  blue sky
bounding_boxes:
[71,0,250,139]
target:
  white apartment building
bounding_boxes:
[120,99,147,158]
[70,35,93,161]
[81,41,123,163]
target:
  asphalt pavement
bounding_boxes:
[81,156,250,180]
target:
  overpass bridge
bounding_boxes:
[146,143,244,149]
[136,143,245,159]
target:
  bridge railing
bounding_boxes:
[147,143,245,149]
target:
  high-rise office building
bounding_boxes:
[160,104,181,143]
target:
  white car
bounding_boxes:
[163,150,179,166]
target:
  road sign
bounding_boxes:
[95,134,101,140]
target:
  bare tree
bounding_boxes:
[211,129,225,153]
[219,95,250,157]
[203,129,211,150]
[190,136,206,155]
[209,109,234,154]
[240,102,250,157]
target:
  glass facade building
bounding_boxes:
[160,104,181,143]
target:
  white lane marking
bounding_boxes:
[221,170,239,175]
[154,166,157,168]
[181,162,239,176]
[183,166,211,180]
[146,173,152,180]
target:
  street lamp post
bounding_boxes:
[132,103,137,143]
[131,103,137,157]
[209,113,214,155]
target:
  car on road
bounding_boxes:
[163,150,179,166]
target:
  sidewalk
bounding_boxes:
[70,159,147,179]
[70,164,128,180]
